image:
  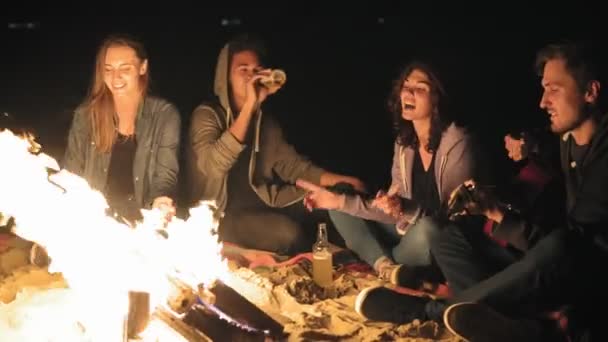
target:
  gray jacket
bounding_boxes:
[341,123,477,229]
[63,96,181,208]
[186,42,325,213]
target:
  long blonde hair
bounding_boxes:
[85,34,149,153]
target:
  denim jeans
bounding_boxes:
[328,210,441,268]
[427,224,584,321]
[431,220,522,295]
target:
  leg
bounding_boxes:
[446,228,575,314]
[443,302,566,342]
[432,219,521,294]
[391,216,443,267]
[356,228,577,325]
[218,208,313,255]
[328,210,399,267]
[389,216,445,287]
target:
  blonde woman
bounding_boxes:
[63,34,180,225]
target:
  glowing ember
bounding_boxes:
[0,129,230,340]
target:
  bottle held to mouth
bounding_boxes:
[258,69,287,92]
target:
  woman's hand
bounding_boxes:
[370,187,402,219]
[152,196,176,226]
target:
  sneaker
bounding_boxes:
[355,285,429,324]
[444,302,542,342]
[376,261,400,283]
[377,261,425,288]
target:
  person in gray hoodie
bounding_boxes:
[297,60,479,286]
[187,34,365,255]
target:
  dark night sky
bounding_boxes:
[1,10,605,192]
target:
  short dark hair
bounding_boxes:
[227,33,269,66]
[535,41,605,110]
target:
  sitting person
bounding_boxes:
[297,60,482,287]
[353,40,606,342]
[186,33,364,255]
[63,33,180,226]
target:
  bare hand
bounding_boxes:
[152,196,176,226]
[504,134,528,162]
[296,179,345,211]
[448,180,500,220]
[244,68,275,108]
[370,186,402,218]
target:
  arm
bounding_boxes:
[268,116,325,185]
[228,69,274,143]
[62,106,88,176]
[189,105,246,180]
[228,100,257,143]
[475,162,567,251]
[267,116,366,191]
[319,172,367,193]
[505,129,561,177]
[296,179,398,224]
[341,194,400,224]
[487,209,535,251]
[566,152,608,249]
[340,142,405,224]
[148,104,181,203]
[191,68,275,178]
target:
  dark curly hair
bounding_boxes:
[387,61,451,152]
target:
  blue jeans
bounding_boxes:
[328,210,441,268]
[422,222,589,322]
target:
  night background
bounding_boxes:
[1,9,605,201]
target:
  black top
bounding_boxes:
[225,135,268,214]
[566,137,590,199]
[411,151,440,216]
[105,132,139,221]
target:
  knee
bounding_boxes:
[328,210,351,231]
[275,222,311,255]
[412,216,442,245]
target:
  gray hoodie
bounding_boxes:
[187,42,325,213]
[340,123,476,231]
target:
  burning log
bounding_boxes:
[125,276,198,339]
[167,276,198,315]
[195,279,286,340]
[127,291,151,338]
[183,303,269,342]
[145,306,213,342]
[133,276,285,341]
[0,130,289,341]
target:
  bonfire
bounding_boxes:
[0,129,458,341]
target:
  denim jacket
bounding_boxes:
[62,96,181,208]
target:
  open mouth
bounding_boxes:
[547,110,557,120]
[403,104,415,110]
